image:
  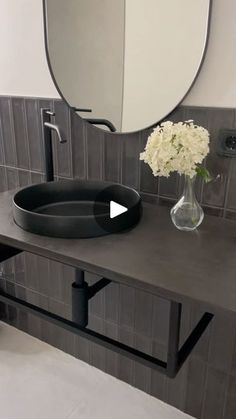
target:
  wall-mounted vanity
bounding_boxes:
[1,188,236,378]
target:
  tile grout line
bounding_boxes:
[9,97,18,168]
[22,98,32,172]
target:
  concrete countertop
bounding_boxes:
[0,189,236,318]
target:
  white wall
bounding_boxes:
[0,0,58,97]
[183,0,236,107]
[0,0,236,109]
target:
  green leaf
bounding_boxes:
[195,166,212,183]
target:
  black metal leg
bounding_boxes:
[0,244,213,377]
[0,291,167,374]
[0,288,213,378]
[0,244,22,263]
[0,244,22,320]
[177,312,213,373]
[167,302,182,378]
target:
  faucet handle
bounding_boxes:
[45,110,55,117]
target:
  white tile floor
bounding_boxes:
[0,321,194,419]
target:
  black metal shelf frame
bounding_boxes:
[0,244,214,379]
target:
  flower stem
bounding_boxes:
[195,166,212,183]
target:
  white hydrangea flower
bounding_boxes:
[140,120,210,178]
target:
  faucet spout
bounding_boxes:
[44,122,67,144]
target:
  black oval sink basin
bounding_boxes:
[13,180,142,238]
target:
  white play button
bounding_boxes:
[110,201,128,219]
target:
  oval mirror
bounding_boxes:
[43,0,211,133]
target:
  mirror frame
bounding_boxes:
[42,0,212,134]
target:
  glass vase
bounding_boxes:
[170,175,204,231]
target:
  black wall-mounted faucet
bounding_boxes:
[41,108,67,182]
[40,108,111,328]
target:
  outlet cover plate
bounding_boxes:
[218,129,236,157]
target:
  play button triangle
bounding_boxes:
[110,201,128,219]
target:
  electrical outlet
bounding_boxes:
[218,129,236,157]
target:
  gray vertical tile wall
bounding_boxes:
[0,95,236,419]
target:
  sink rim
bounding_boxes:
[13,179,141,221]
[13,179,142,238]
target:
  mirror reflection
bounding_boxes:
[43,0,210,133]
